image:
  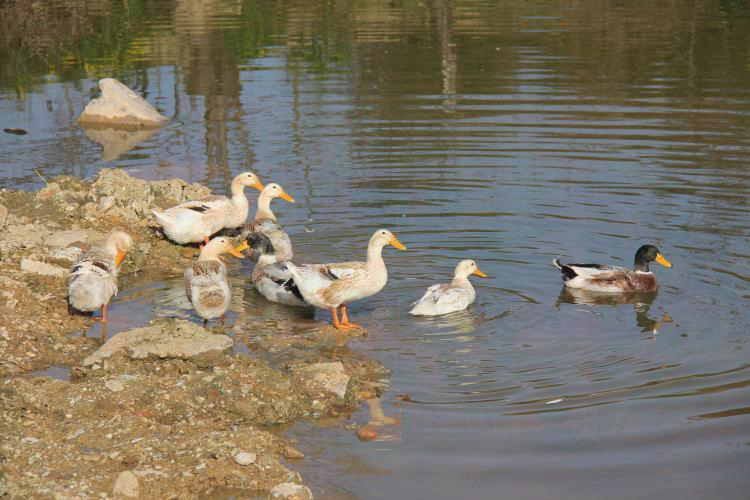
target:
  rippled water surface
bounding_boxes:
[2,0,750,498]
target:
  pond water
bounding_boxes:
[2,0,749,498]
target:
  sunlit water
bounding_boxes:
[2,1,750,498]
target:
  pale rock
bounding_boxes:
[82,319,233,366]
[51,246,83,262]
[268,483,313,500]
[21,259,66,278]
[78,78,167,127]
[0,203,7,226]
[292,362,350,399]
[234,451,257,466]
[44,229,89,248]
[105,379,125,392]
[112,470,139,498]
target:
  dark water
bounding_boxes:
[2,1,750,498]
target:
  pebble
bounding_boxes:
[282,446,304,460]
[112,470,139,498]
[105,379,125,392]
[68,428,85,440]
[269,483,314,500]
[233,451,257,466]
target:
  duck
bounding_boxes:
[234,183,295,261]
[553,244,672,293]
[67,230,134,322]
[249,222,308,307]
[152,171,263,245]
[184,236,248,325]
[409,259,488,316]
[285,229,406,330]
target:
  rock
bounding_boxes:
[105,379,125,392]
[234,451,257,466]
[98,196,116,213]
[0,203,7,226]
[78,78,167,127]
[292,362,350,399]
[82,319,233,366]
[51,246,83,262]
[1,223,51,252]
[44,229,89,248]
[20,259,66,278]
[268,483,313,500]
[112,470,139,498]
[282,446,304,460]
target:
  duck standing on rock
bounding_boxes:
[409,259,488,316]
[152,172,263,245]
[185,236,249,326]
[285,229,407,330]
[553,244,672,293]
[67,230,134,323]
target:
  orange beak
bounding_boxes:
[472,268,488,278]
[389,236,407,250]
[228,241,249,258]
[655,253,672,268]
[115,251,126,268]
[279,191,295,203]
[252,180,264,191]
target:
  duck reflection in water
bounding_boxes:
[555,288,673,333]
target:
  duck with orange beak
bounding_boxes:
[184,236,249,326]
[67,231,134,323]
[233,182,296,262]
[553,244,672,293]
[409,259,488,316]
[285,229,407,330]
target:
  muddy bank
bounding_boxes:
[0,169,390,498]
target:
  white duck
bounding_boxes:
[285,229,406,330]
[409,259,487,316]
[249,222,307,307]
[152,171,263,245]
[67,231,134,322]
[184,236,248,325]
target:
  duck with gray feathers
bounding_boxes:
[249,221,308,307]
[67,230,134,322]
[409,259,488,316]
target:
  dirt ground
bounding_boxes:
[0,170,391,499]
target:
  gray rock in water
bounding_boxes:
[82,319,232,366]
[78,78,167,127]
[292,362,350,399]
[269,483,313,500]
[112,470,139,498]
[20,258,66,278]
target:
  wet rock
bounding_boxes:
[44,229,89,248]
[234,451,257,466]
[20,259,66,278]
[292,362,350,399]
[78,78,167,127]
[282,446,304,460]
[268,483,313,500]
[112,470,139,498]
[82,319,232,366]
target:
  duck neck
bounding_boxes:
[198,246,222,263]
[257,253,276,266]
[366,242,385,268]
[255,192,275,221]
[451,274,473,288]
[230,179,249,213]
[634,257,651,273]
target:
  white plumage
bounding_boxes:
[409,259,487,316]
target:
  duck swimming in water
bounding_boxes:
[409,259,488,316]
[553,244,672,293]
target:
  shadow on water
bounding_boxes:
[555,287,673,333]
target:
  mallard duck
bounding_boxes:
[285,229,407,330]
[553,244,672,293]
[409,259,488,316]
[152,172,263,245]
[67,231,134,322]
[184,236,248,325]
[249,222,307,307]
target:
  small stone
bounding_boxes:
[68,428,85,440]
[44,229,89,248]
[20,259,66,278]
[112,470,139,498]
[98,196,116,213]
[233,451,257,466]
[51,246,83,262]
[292,362,350,399]
[268,483,313,500]
[105,379,125,392]
[282,446,304,460]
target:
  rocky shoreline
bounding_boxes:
[0,169,391,499]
